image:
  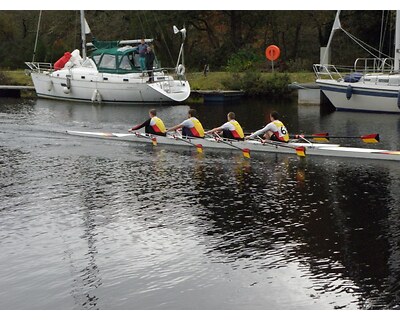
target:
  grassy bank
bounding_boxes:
[187,71,316,91]
[0,70,33,86]
[2,69,316,91]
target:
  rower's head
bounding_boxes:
[149,109,157,117]
[227,112,235,121]
[141,38,145,44]
[188,109,197,118]
[270,111,280,121]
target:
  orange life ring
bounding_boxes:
[265,45,280,61]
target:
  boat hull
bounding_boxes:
[66,130,400,161]
[30,70,190,104]
[317,79,400,113]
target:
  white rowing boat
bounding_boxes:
[66,130,400,161]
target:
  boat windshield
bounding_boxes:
[82,58,96,68]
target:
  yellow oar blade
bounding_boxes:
[196,144,203,153]
[151,137,157,146]
[312,133,329,142]
[242,148,250,159]
[361,134,380,143]
[312,137,330,142]
[295,146,306,157]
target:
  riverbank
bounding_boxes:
[2,70,315,89]
[0,70,316,100]
[187,71,315,91]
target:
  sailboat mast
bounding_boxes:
[32,10,42,62]
[394,10,400,71]
[320,11,341,66]
[80,10,87,60]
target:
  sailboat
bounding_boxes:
[313,10,400,113]
[25,11,190,104]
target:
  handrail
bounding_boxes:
[25,61,53,72]
[354,58,394,73]
[313,64,343,80]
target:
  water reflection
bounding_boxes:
[188,154,400,308]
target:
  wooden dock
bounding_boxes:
[191,90,245,103]
[288,82,324,105]
[0,85,35,98]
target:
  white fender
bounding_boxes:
[46,80,53,91]
[62,86,70,94]
[91,89,102,103]
[62,78,71,94]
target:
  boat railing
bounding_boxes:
[354,58,394,73]
[25,62,54,73]
[140,67,187,93]
[313,64,343,80]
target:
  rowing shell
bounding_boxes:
[66,130,400,161]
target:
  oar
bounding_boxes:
[257,137,306,157]
[291,133,330,143]
[133,132,158,146]
[291,133,380,143]
[168,133,203,153]
[208,133,250,159]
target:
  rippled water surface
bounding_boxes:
[1,97,400,310]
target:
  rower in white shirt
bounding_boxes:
[245,111,289,142]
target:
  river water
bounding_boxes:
[1,97,400,310]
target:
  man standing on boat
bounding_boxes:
[245,111,289,142]
[205,112,245,140]
[145,46,155,83]
[136,39,148,76]
[128,109,167,136]
[166,109,205,138]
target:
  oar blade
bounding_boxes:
[312,132,329,142]
[196,144,203,153]
[295,146,306,157]
[312,137,330,142]
[151,137,158,146]
[361,133,379,143]
[242,148,251,159]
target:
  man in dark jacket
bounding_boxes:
[145,46,155,83]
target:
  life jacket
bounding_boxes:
[228,120,244,139]
[272,120,289,142]
[183,117,205,138]
[149,116,166,134]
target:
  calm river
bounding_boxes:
[1,97,400,310]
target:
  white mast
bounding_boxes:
[80,10,87,60]
[394,10,400,71]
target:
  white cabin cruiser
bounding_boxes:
[25,12,190,104]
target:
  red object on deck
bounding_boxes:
[54,52,72,70]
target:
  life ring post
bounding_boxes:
[265,45,280,72]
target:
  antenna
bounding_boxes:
[174,25,186,72]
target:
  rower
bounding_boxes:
[166,108,205,138]
[245,111,289,142]
[205,112,244,140]
[128,109,167,136]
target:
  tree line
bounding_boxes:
[0,10,396,72]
